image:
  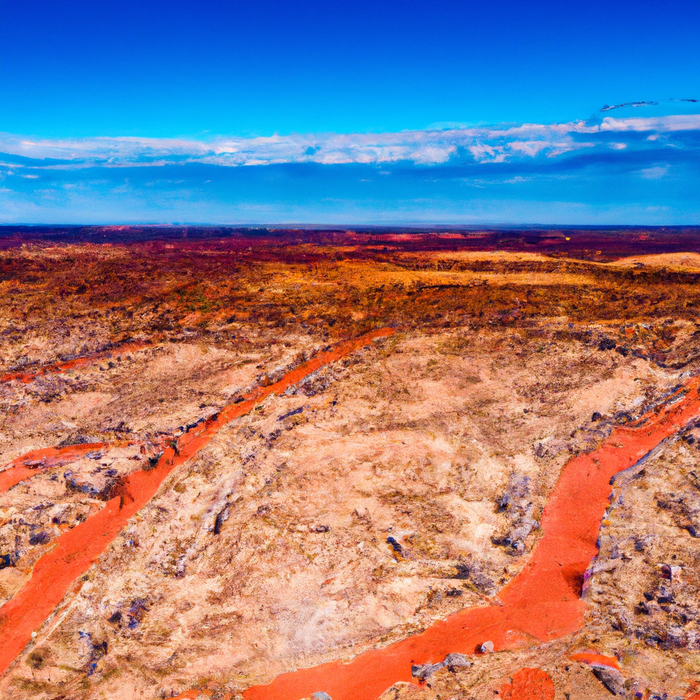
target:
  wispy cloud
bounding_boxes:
[1,111,699,171]
[1,103,699,225]
[638,164,669,179]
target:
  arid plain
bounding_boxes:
[1,227,700,700]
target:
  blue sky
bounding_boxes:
[1,0,699,224]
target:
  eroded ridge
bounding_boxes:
[241,377,700,700]
[0,328,395,678]
[0,340,149,385]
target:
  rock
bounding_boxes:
[278,407,304,421]
[127,599,148,629]
[213,505,230,535]
[444,653,471,670]
[493,474,538,555]
[661,564,682,581]
[411,652,472,681]
[386,536,403,556]
[450,562,470,579]
[498,474,530,511]
[411,662,444,681]
[29,531,50,546]
[107,611,122,624]
[312,693,332,700]
[480,640,494,653]
[686,469,700,490]
[592,666,626,696]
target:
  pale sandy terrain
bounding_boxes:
[1,237,700,700]
[1,322,696,699]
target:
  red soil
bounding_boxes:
[0,443,109,494]
[241,377,700,700]
[0,328,395,678]
[569,651,620,670]
[500,668,555,700]
[0,341,149,384]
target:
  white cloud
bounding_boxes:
[639,165,669,179]
[599,114,700,132]
[0,110,697,170]
[508,141,550,157]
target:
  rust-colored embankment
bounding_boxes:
[242,378,700,700]
[0,328,395,678]
[500,668,554,700]
[568,651,620,670]
[0,443,108,494]
[0,341,148,384]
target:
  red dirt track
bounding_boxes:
[0,443,109,494]
[241,378,700,700]
[0,328,395,678]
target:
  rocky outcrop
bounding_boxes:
[492,473,538,554]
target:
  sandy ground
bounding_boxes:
[0,239,699,699]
